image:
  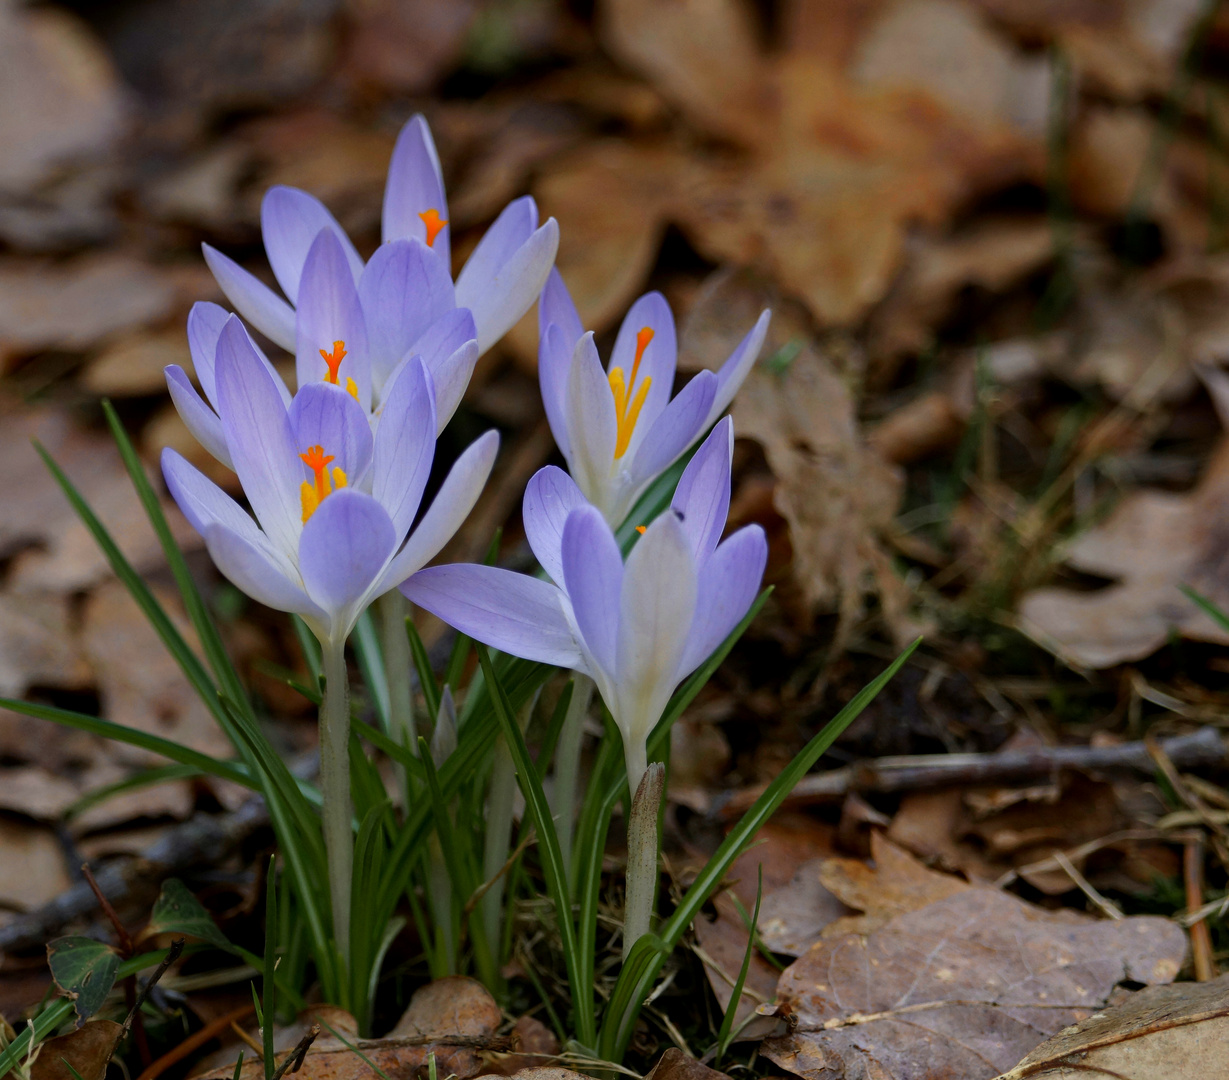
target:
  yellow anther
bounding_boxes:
[298,445,349,522]
[608,326,655,459]
[345,376,359,401]
[419,208,448,248]
[320,341,348,384]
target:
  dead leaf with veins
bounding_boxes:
[995,972,1229,1080]
[763,886,1187,1080]
[1018,438,1229,668]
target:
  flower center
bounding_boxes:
[608,327,654,459]
[419,208,448,248]
[319,340,359,401]
[299,444,349,523]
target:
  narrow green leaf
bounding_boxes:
[352,610,390,732]
[0,697,250,787]
[476,645,590,1047]
[65,764,204,820]
[405,618,441,722]
[47,937,119,1025]
[1181,584,1229,633]
[715,867,763,1061]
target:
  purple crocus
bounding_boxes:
[405,418,766,792]
[169,115,558,464]
[537,270,770,527]
[163,315,498,648]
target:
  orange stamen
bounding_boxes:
[608,326,655,459]
[299,445,337,522]
[635,525,647,534]
[320,341,347,384]
[419,209,448,248]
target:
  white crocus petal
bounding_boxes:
[202,244,297,353]
[372,430,500,595]
[165,367,233,470]
[613,513,697,789]
[563,333,618,518]
[456,216,559,354]
[203,522,325,622]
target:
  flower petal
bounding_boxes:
[359,237,455,390]
[295,230,371,409]
[522,465,585,584]
[670,415,732,562]
[561,505,622,678]
[383,114,450,265]
[373,356,436,542]
[202,244,296,353]
[679,524,766,676]
[538,322,573,461]
[614,512,697,748]
[262,186,364,303]
[539,267,584,346]
[455,198,559,353]
[165,365,233,470]
[608,291,677,460]
[187,301,290,410]
[298,488,397,627]
[706,309,771,426]
[404,564,585,670]
[564,332,618,512]
[215,315,303,560]
[373,428,499,594]
[162,448,256,543]
[289,380,375,484]
[203,521,324,620]
[627,370,717,493]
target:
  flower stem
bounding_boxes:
[623,762,664,963]
[320,637,353,971]
[377,592,416,760]
[553,673,594,881]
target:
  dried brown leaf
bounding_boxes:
[763,886,1187,1080]
[1018,439,1229,668]
[0,255,176,359]
[29,1020,122,1080]
[644,1049,732,1080]
[0,819,74,912]
[995,972,1229,1079]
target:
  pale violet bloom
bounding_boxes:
[163,315,498,646]
[538,270,770,527]
[170,114,557,466]
[405,419,766,791]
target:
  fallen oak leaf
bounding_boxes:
[29,1020,123,1080]
[1018,437,1229,669]
[762,886,1187,1080]
[994,972,1229,1080]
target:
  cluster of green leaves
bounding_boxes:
[2,404,913,1067]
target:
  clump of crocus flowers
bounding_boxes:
[163,113,770,983]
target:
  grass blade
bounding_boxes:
[715,867,763,1062]
[476,645,591,1048]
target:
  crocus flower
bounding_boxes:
[163,315,499,647]
[405,418,766,791]
[538,270,770,527]
[170,114,558,464]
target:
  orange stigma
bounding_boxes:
[419,208,448,248]
[635,525,647,534]
[320,340,347,384]
[298,445,348,522]
[608,326,655,459]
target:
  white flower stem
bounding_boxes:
[320,637,354,971]
[553,673,594,880]
[377,592,417,764]
[623,762,664,963]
